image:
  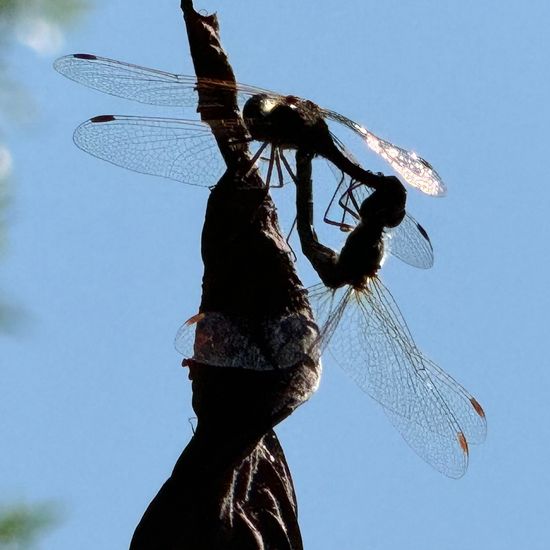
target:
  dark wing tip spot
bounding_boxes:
[470,397,486,419]
[90,115,116,123]
[457,432,469,455]
[415,221,431,243]
[74,53,97,60]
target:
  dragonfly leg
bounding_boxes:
[279,151,297,184]
[271,147,286,188]
[323,172,358,231]
[242,141,270,188]
[264,145,275,188]
[285,216,298,263]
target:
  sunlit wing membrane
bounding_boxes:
[73,115,227,186]
[361,129,446,197]
[54,53,274,108]
[325,110,446,197]
[309,280,484,478]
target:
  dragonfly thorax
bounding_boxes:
[335,180,407,288]
[242,93,335,154]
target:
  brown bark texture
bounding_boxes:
[129,3,320,549]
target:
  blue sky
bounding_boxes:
[2,1,549,548]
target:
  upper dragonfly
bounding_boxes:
[54,53,446,197]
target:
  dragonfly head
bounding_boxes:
[358,175,406,229]
[242,93,288,143]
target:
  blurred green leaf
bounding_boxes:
[0,1,18,16]
[0,301,22,332]
[0,0,90,26]
[0,179,7,251]
[36,0,90,26]
[0,502,60,548]
[0,0,90,331]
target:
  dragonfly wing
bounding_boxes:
[311,278,484,477]
[361,129,447,197]
[174,313,203,357]
[73,115,227,186]
[384,214,434,269]
[324,109,446,197]
[175,311,320,371]
[54,54,276,108]
[55,54,200,106]
[421,356,487,445]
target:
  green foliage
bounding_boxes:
[0,172,7,250]
[0,162,12,330]
[0,1,18,15]
[0,0,90,331]
[0,0,81,535]
[35,0,90,25]
[0,503,59,549]
[0,0,90,26]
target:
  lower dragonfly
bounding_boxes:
[323,171,434,269]
[293,149,486,478]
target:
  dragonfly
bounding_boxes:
[54,53,441,268]
[293,149,486,478]
[53,53,446,196]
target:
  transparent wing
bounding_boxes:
[349,180,434,269]
[419,356,487,445]
[384,213,434,269]
[54,53,276,108]
[309,279,486,478]
[175,311,319,371]
[323,170,434,269]
[174,313,202,357]
[73,114,298,188]
[325,110,446,197]
[73,115,227,186]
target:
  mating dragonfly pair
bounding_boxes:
[54,53,486,478]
